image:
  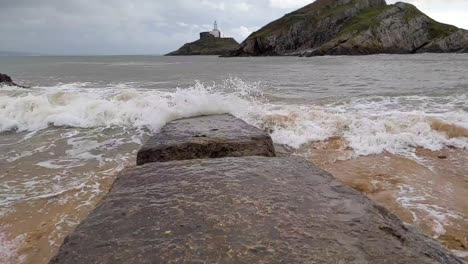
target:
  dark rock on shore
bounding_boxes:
[137,114,275,165]
[166,37,239,56]
[0,73,14,84]
[231,0,468,57]
[51,156,462,264]
[0,73,28,88]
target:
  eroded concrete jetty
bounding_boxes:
[51,114,462,264]
[137,115,275,165]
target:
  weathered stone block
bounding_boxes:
[136,114,275,165]
[50,157,461,264]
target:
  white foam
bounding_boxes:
[1,79,467,157]
[36,161,69,169]
[452,250,468,259]
[258,95,468,155]
[397,184,463,238]
[0,78,259,133]
[0,231,24,264]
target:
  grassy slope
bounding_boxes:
[169,37,239,55]
[189,38,239,51]
[249,0,458,41]
[340,2,458,38]
[250,0,373,38]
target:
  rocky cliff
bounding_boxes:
[231,0,468,56]
[166,37,239,56]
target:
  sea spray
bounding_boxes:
[0,78,262,133]
[1,79,467,156]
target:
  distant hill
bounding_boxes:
[230,0,468,56]
[166,37,240,56]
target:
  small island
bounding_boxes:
[166,21,240,56]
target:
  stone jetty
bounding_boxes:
[50,114,462,264]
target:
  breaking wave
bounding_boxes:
[1,79,467,156]
[259,98,468,156]
[0,79,261,133]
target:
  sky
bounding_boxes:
[0,0,466,55]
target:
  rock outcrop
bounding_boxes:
[137,114,275,165]
[0,73,27,88]
[231,0,468,56]
[50,115,463,263]
[166,37,240,56]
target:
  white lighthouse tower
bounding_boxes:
[199,21,222,39]
[210,21,221,38]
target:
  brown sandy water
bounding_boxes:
[0,162,135,264]
[296,137,468,258]
[0,128,141,264]
[0,180,113,263]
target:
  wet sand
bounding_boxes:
[297,138,468,259]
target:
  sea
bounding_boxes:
[0,54,467,263]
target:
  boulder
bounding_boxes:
[50,157,462,264]
[136,114,275,165]
[0,73,27,87]
[0,73,13,84]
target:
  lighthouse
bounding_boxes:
[199,21,222,39]
[210,21,221,38]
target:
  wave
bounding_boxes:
[430,118,468,138]
[1,79,467,156]
[0,78,261,133]
[260,103,468,155]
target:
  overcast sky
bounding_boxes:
[0,0,466,55]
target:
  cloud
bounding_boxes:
[0,0,466,55]
[269,0,312,9]
[227,26,259,40]
[235,2,253,12]
[177,22,189,27]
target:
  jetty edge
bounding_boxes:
[50,114,462,263]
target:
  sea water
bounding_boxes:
[0,54,467,263]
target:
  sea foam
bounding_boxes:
[1,79,467,156]
[0,79,259,133]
